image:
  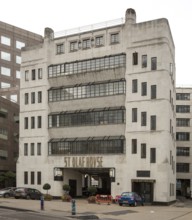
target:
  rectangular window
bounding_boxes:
[132,52,138,65]
[16,56,21,64]
[31,172,35,185]
[176,132,190,141]
[24,93,28,105]
[37,143,41,156]
[32,69,36,80]
[132,108,137,122]
[95,36,104,46]
[31,143,35,155]
[177,147,190,156]
[150,148,156,163]
[37,172,41,185]
[141,143,146,158]
[38,116,42,128]
[176,93,190,100]
[151,57,157,70]
[24,172,28,184]
[82,39,91,49]
[31,92,35,104]
[16,41,25,49]
[132,79,138,93]
[1,51,11,61]
[1,36,11,46]
[38,68,43,79]
[142,55,147,68]
[1,67,11,76]
[25,70,29,81]
[56,43,64,54]
[141,112,147,126]
[176,105,190,113]
[31,117,35,129]
[70,41,78,51]
[24,117,28,129]
[151,85,156,99]
[16,70,21,78]
[151,115,156,130]
[176,118,190,127]
[176,163,189,173]
[141,82,147,96]
[110,33,119,44]
[132,139,137,154]
[38,91,42,103]
[24,143,28,156]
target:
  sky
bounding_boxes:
[0,0,191,86]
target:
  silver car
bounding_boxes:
[0,187,16,198]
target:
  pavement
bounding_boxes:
[0,197,192,220]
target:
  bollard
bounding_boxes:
[71,199,76,215]
[40,195,44,210]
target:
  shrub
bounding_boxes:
[61,194,72,202]
[44,194,53,201]
[63,184,71,194]
[87,195,96,203]
[87,186,97,196]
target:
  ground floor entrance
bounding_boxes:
[132,181,154,203]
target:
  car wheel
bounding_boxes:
[26,195,31,200]
[15,197,19,199]
[4,193,10,198]
[119,203,123,206]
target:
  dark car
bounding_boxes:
[118,192,144,206]
[0,187,16,198]
[14,187,42,200]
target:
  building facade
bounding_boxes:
[0,21,43,103]
[18,9,176,204]
[176,87,192,198]
[0,96,19,186]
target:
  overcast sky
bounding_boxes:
[0,0,191,85]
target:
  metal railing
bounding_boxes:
[54,17,125,38]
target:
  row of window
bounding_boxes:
[176,105,190,113]
[0,66,20,78]
[132,108,157,130]
[131,139,156,163]
[48,137,125,155]
[132,52,157,70]
[24,171,41,185]
[48,54,126,78]
[0,51,21,63]
[24,116,42,129]
[25,68,43,81]
[1,35,25,49]
[132,80,157,99]
[25,91,42,105]
[24,143,41,156]
[56,33,119,54]
[48,80,125,102]
[48,108,125,128]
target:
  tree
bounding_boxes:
[63,184,71,194]
[43,183,51,195]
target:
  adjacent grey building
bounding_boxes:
[18,9,176,204]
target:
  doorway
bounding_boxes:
[132,181,153,203]
[69,179,77,197]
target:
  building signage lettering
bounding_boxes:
[64,156,103,168]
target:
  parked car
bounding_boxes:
[118,192,144,206]
[14,187,42,200]
[0,187,16,198]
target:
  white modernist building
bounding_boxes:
[17,9,176,204]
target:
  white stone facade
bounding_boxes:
[17,9,176,204]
